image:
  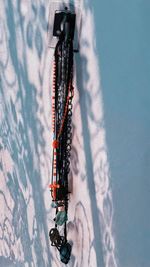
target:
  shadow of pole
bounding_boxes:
[75,52,104,267]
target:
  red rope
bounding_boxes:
[57,82,74,139]
[52,59,56,134]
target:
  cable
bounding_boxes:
[48,12,74,264]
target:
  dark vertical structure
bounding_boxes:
[48,7,76,264]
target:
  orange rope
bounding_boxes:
[57,83,74,140]
[51,58,74,148]
[52,60,56,134]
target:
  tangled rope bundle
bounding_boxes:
[48,10,75,264]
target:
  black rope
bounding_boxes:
[49,31,73,266]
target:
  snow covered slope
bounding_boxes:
[0,1,117,266]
